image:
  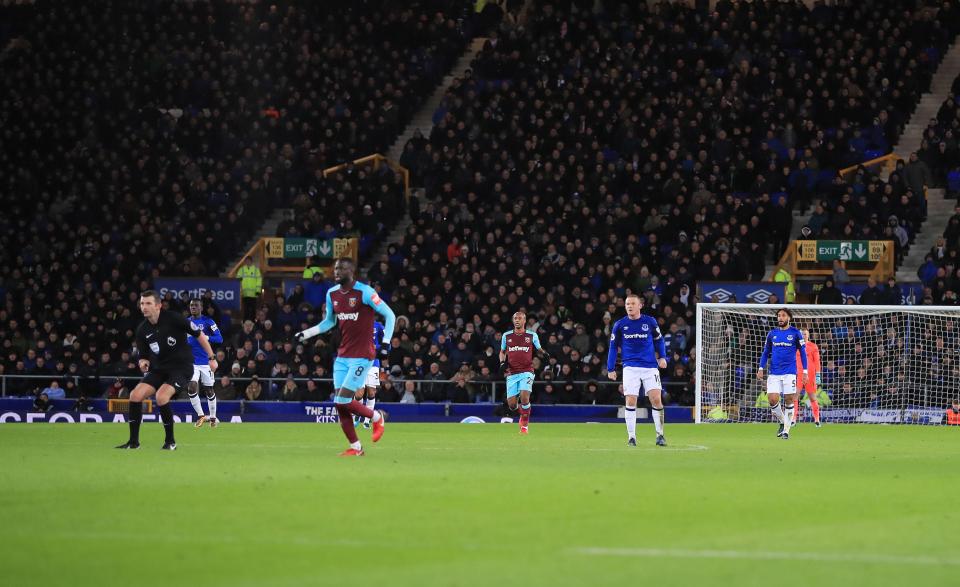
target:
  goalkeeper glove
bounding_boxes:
[802,369,808,378]
[815,373,822,385]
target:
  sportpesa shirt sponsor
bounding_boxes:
[606,315,667,370]
[759,327,807,376]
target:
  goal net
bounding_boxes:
[695,303,960,425]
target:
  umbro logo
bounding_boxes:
[707,288,734,302]
[747,289,775,304]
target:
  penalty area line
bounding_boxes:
[569,547,960,567]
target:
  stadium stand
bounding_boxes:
[1,0,959,408]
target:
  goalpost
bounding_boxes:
[695,303,960,425]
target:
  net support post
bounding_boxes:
[695,302,703,423]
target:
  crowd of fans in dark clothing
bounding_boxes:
[2,0,960,407]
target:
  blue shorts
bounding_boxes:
[506,372,534,399]
[333,357,373,399]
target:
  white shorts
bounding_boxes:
[191,364,214,387]
[767,374,797,395]
[365,366,380,388]
[623,366,662,396]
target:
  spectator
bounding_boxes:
[832,260,851,285]
[42,380,66,400]
[245,376,263,401]
[816,279,844,305]
[33,392,51,412]
[400,381,419,404]
[860,277,884,305]
[215,375,237,401]
[280,375,302,402]
[883,277,903,305]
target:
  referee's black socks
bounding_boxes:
[159,403,175,444]
[128,400,143,444]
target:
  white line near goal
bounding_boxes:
[570,547,960,567]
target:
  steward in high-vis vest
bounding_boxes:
[774,267,796,303]
[237,257,262,320]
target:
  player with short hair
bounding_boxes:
[295,258,395,456]
[606,294,668,447]
[758,308,808,439]
[794,328,822,427]
[354,320,385,429]
[116,290,218,450]
[187,298,223,428]
[499,311,550,435]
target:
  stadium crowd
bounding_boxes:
[1,1,959,407]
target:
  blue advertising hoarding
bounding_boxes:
[0,399,695,424]
[154,277,241,310]
[698,282,786,304]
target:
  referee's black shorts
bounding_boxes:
[141,367,192,394]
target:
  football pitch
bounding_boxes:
[1,423,957,587]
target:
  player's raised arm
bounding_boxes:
[296,289,337,342]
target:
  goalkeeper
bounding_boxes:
[794,328,822,427]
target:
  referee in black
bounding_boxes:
[116,290,218,450]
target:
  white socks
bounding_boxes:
[364,398,376,423]
[371,409,382,423]
[651,407,664,436]
[350,441,362,451]
[188,394,204,417]
[771,402,784,424]
[207,395,217,419]
[625,406,637,439]
[783,405,794,434]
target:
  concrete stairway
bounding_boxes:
[363,37,487,278]
[891,39,960,281]
[385,37,487,163]
[896,189,952,282]
[895,40,960,157]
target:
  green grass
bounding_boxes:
[1,422,958,586]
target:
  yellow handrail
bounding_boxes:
[838,152,901,181]
[322,153,410,203]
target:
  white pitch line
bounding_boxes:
[411,444,710,452]
[570,547,960,567]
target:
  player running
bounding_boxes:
[758,308,808,439]
[354,321,385,429]
[793,328,822,427]
[295,258,395,456]
[116,290,218,450]
[499,311,550,435]
[606,294,668,447]
[187,298,223,428]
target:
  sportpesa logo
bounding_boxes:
[337,312,360,321]
[508,346,531,352]
[623,333,648,340]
